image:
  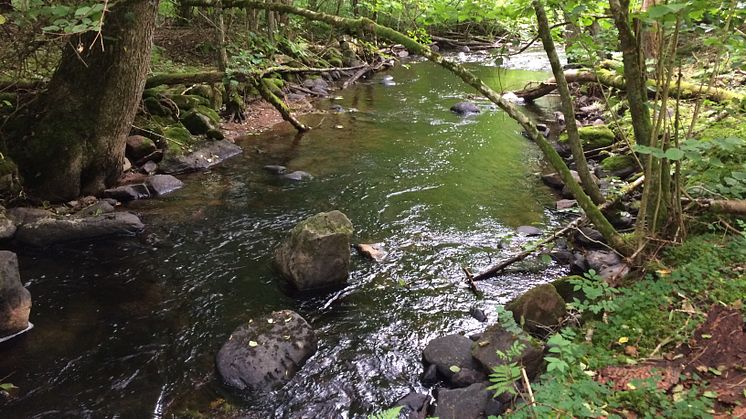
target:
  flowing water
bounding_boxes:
[0,54,566,418]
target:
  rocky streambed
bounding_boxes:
[0,51,634,418]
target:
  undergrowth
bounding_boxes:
[501,233,746,418]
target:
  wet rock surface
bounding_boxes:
[435,383,504,419]
[450,101,481,116]
[15,211,145,246]
[274,211,353,291]
[159,140,242,174]
[216,310,317,393]
[423,334,484,387]
[0,251,31,338]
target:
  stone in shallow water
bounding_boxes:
[103,184,151,202]
[145,175,184,196]
[423,334,483,386]
[263,165,287,174]
[516,225,542,236]
[15,212,144,246]
[159,140,242,174]
[282,171,313,181]
[274,211,353,291]
[216,310,317,392]
[354,243,386,262]
[435,383,504,419]
[449,101,480,116]
[0,251,31,338]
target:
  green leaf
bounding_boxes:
[703,390,718,399]
[248,340,258,347]
[664,148,685,161]
[449,365,461,373]
[0,383,17,391]
[0,14,6,25]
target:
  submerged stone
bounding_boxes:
[15,212,144,246]
[450,101,480,116]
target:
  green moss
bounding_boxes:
[143,97,172,117]
[169,94,209,111]
[163,125,197,154]
[327,57,344,67]
[142,85,169,98]
[601,154,637,173]
[559,125,616,150]
[194,105,221,125]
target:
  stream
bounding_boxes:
[0,53,566,418]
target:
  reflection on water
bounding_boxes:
[0,56,564,418]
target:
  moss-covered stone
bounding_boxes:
[143,96,172,117]
[601,154,638,178]
[180,111,215,136]
[142,85,169,98]
[560,125,616,151]
[163,125,196,154]
[551,275,584,303]
[194,105,221,125]
[506,283,567,334]
[169,94,209,111]
[206,129,224,141]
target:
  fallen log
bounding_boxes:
[255,78,309,132]
[513,68,742,103]
[341,59,383,89]
[690,199,746,215]
[471,175,645,282]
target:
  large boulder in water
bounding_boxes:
[505,284,566,335]
[274,211,353,291]
[0,251,31,338]
[158,140,242,174]
[216,310,317,392]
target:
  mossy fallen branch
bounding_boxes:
[513,68,742,103]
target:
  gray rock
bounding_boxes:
[283,171,314,181]
[0,207,16,239]
[556,199,577,210]
[585,250,622,272]
[517,225,542,236]
[7,207,54,226]
[145,175,184,196]
[263,165,287,174]
[274,211,353,291]
[75,201,116,218]
[216,310,317,392]
[599,263,630,286]
[471,324,544,380]
[541,170,581,190]
[421,363,439,386]
[142,161,158,174]
[15,212,144,246]
[576,227,606,248]
[451,367,487,387]
[0,251,31,338]
[450,101,480,116]
[159,140,242,174]
[435,383,504,419]
[423,334,482,385]
[469,307,487,322]
[396,392,429,419]
[103,184,151,202]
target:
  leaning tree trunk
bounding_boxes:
[8,0,159,202]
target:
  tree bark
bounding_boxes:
[6,0,159,201]
[534,0,605,205]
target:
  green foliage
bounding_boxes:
[487,340,525,397]
[512,234,745,418]
[568,269,619,315]
[7,1,107,35]
[367,406,402,419]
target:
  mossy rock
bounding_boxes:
[144,96,172,117]
[132,115,165,142]
[163,125,197,154]
[505,283,567,335]
[601,154,639,178]
[169,94,209,111]
[142,85,169,99]
[186,85,214,100]
[181,111,215,136]
[206,129,224,141]
[559,125,616,151]
[195,105,221,125]
[263,78,284,96]
[327,57,344,68]
[0,157,20,196]
[550,275,585,303]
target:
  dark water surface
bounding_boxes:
[1,55,565,418]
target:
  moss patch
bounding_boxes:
[601,154,637,173]
[560,125,616,150]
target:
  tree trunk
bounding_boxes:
[7,0,159,202]
[534,0,605,205]
[641,0,660,59]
